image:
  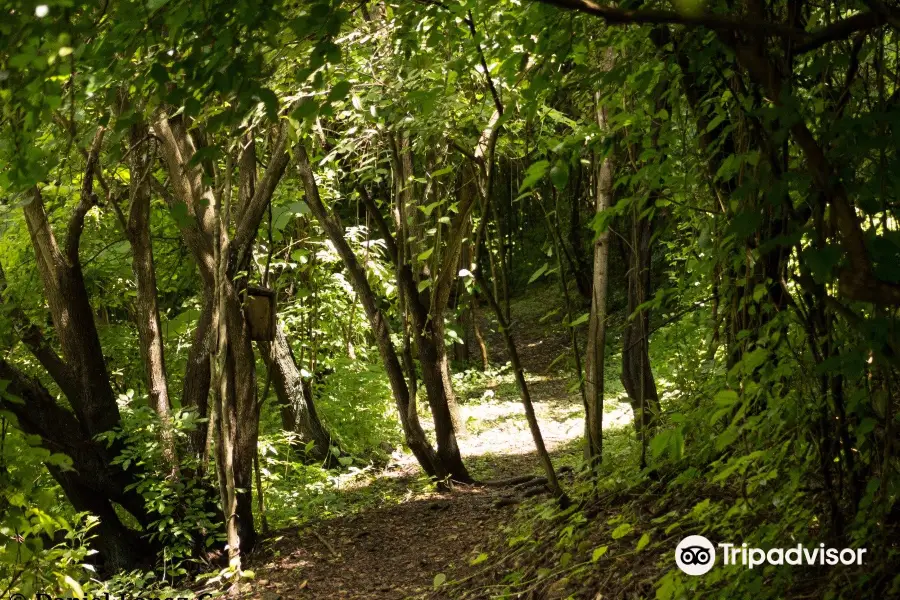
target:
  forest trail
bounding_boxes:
[246,294,633,599]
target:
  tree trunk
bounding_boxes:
[413,320,472,482]
[621,212,661,436]
[584,88,614,463]
[182,298,213,462]
[473,269,566,502]
[296,145,444,479]
[126,123,178,470]
[154,114,293,565]
[259,320,336,465]
[0,360,155,574]
[11,132,158,572]
[471,291,490,369]
[567,161,592,301]
[211,258,261,564]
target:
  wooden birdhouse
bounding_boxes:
[244,286,276,341]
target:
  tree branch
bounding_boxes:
[357,185,399,265]
[793,10,884,54]
[65,127,105,264]
[233,121,292,267]
[530,0,804,36]
[725,35,900,305]
[466,10,504,117]
[529,0,885,54]
[0,262,78,400]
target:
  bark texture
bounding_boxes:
[584,87,615,462]
[259,320,336,465]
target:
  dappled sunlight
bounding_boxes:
[458,395,634,460]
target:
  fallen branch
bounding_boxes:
[313,530,339,557]
[479,474,543,487]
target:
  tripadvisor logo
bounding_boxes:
[675,535,868,576]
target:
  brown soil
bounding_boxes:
[247,481,508,600]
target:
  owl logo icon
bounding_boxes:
[676,535,716,575]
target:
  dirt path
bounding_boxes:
[244,396,589,600]
[249,481,502,599]
[246,290,632,599]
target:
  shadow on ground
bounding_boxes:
[247,438,586,600]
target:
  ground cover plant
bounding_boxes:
[1,0,898,598]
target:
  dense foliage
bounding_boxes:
[2,0,898,598]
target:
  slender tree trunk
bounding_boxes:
[296,145,445,479]
[567,161,592,301]
[584,89,614,463]
[364,145,475,481]
[182,298,213,462]
[539,193,586,412]
[473,268,566,502]
[126,124,178,471]
[472,293,490,370]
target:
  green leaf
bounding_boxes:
[329,80,352,103]
[418,200,443,216]
[291,98,319,121]
[568,312,589,327]
[611,523,632,539]
[430,166,454,179]
[257,88,279,120]
[149,63,169,85]
[470,552,488,565]
[62,575,84,598]
[519,160,549,192]
[705,114,725,133]
[691,498,710,517]
[856,418,876,438]
[433,573,446,588]
[528,262,548,284]
[714,390,738,407]
[715,425,741,451]
[550,160,569,190]
[417,247,434,261]
[636,533,650,551]
[803,245,842,283]
[591,546,608,562]
[650,430,672,458]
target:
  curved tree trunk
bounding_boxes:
[0,358,155,574]
[296,145,445,480]
[7,131,157,573]
[259,320,337,465]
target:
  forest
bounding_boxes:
[1,0,899,598]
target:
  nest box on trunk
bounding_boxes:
[244,286,276,341]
